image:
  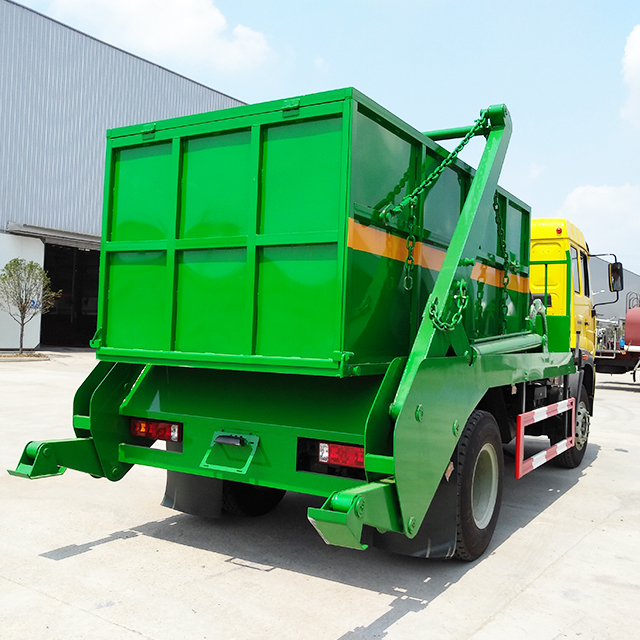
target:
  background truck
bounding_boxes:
[10,88,618,560]
[595,294,640,381]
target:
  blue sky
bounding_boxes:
[17,0,640,273]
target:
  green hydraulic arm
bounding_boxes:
[309,105,515,548]
[8,361,143,481]
[390,104,513,419]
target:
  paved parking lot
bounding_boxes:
[1,349,639,639]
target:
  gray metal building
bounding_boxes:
[0,0,243,349]
[591,256,640,320]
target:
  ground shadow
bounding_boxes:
[597,381,640,393]
[39,346,95,357]
[40,439,598,638]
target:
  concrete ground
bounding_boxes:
[1,349,639,640]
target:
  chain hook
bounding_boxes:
[398,112,490,294]
[428,280,469,331]
[403,201,417,291]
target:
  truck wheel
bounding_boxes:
[554,385,590,469]
[222,481,286,517]
[454,411,504,561]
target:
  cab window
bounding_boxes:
[580,251,590,296]
[571,246,581,294]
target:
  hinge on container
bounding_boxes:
[282,98,300,118]
[141,123,156,140]
[89,327,102,349]
[332,351,354,364]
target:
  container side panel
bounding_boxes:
[256,244,339,358]
[345,250,410,362]
[422,166,464,248]
[506,201,525,264]
[507,200,531,334]
[351,107,413,211]
[110,143,174,242]
[472,201,499,260]
[175,248,249,354]
[261,117,342,235]
[346,108,416,362]
[465,274,502,338]
[106,251,169,349]
[464,195,531,339]
[180,130,253,239]
[347,102,532,351]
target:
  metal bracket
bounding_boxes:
[200,431,260,475]
[8,438,104,479]
[282,98,300,118]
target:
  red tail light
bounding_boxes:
[131,418,182,443]
[318,442,364,469]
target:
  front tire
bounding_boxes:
[454,410,504,561]
[553,385,590,469]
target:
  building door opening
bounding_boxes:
[41,244,99,347]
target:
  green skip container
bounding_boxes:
[94,87,531,377]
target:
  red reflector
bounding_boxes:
[556,227,562,235]
[131,419,182,443]
[318,442,364,469]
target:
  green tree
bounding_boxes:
[0,258,60,354]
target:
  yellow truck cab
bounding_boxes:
[530,218,595,354]
[530,218,595,407]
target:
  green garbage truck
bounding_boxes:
[11,88,591,560]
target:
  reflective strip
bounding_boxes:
[347,218,529,293]
[520,398,572,428]
[515,397,575,479]
[522,437,573,476]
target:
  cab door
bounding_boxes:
[571,244,595,354]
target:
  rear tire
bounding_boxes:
[221,481,286,517]
[454,410,504,561]
[553,385,590,469]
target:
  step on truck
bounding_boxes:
[10,88,615,560]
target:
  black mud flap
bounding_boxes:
[162,470,223,519]
[370,463,458,558]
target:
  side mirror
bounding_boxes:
[608,262,624,292]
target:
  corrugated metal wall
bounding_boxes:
[592,256,640,320]
[0,0,244,237]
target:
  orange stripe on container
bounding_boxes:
[419,244,446,271]
[347,219,445,267]
[471,263,528,293]
[347,218,407,262]
[347,219,528,293]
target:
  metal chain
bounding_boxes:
[428,280,469,331]
[375,167,411,213]
[380,109,490,223]
[382,110,490,294]
[493,194,509,334]
[474,280,485,327]
[403,202,417,290]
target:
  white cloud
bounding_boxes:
[314,57,330,74]
[553,184,640,274]
[621,24,640,128]
[528,163,544,180]
[49,0,271,73]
